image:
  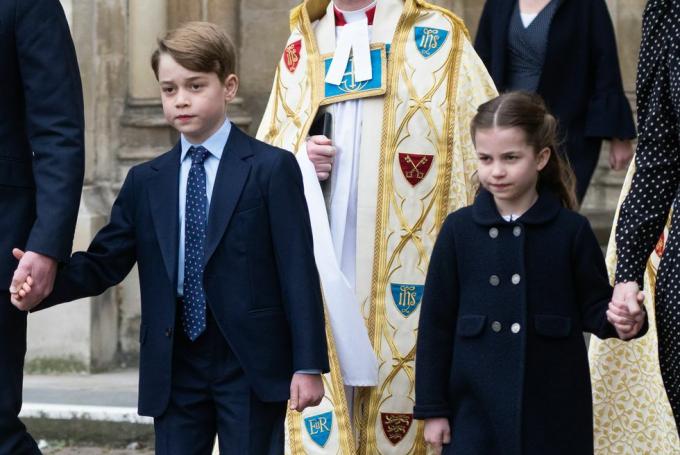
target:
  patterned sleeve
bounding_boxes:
[615,9,680,286]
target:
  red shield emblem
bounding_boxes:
[398,153,434,186]
[283,40,302,73]
[381,412,413,445]
[656,232,665,257]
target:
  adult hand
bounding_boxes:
[289,373,325,412]
[610,281,645,340]
[424,417,451,454]
[609,138,633,171]
[306,135,336,181]
[9,248,57,311]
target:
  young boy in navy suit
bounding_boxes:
[11,22,329,454]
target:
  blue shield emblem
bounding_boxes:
[324,46,385,99]
[304,411,333,447]
[414,27,448,58]
[390,283,424,317]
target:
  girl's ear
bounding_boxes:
[536,147,551,171]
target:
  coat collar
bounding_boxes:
[472,188,562,226]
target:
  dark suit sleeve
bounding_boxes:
[583,0,636,140]
[573,218,647,340]
[474,0,493,69]
[266,150,329,373]
[16,0,85,262]
[33,169,138,311]
[414,215,458,420]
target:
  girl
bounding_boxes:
[413,92,646,455]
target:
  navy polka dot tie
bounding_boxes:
[182,145,210,341]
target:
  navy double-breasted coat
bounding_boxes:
[414,190,645,455]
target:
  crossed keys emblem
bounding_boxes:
[398,153,434,186]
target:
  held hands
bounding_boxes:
[8,248,56,311]
[306,135,336,181]
[424,417,451,454]
[607,281,646,340]
[609,138,634,171]
[289,373,325,412]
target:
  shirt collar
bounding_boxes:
[472,188,562,226]
[333,1,376,26]
[180,118,231,163]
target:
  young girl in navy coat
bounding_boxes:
[413,92,647,455]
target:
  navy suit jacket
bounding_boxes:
[0,0,84,288]
[36,126,330,417]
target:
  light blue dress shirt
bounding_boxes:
[177,119,232,296]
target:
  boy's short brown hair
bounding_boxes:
[151,21,236,81]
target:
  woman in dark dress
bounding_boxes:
[613,0,680,432]
[475,0,637,203]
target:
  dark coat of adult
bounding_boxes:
[34,126,330,417]
[474,0,636,201]
[0,0,84,453]
[414,190,647,455]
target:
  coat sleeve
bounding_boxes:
[33,168,138,311]
[414,215,459,419]
[473,0,493,70]
[574,217,647,340]
[17,0,85,262]
[266,149,330,373]
[583,0,636,140]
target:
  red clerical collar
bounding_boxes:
[333,4,376,26]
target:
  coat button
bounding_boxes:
[165,328,173,338]
[511,323,521,334]
[511,274,521,285]
[513,226,522,237]
[491,321,502,332]
[489,275,500,286]
[489,227,499,239]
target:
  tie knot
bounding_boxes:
[189,146,210,165]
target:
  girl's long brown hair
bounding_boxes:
[470,92,578,210]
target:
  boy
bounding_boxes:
[11,22,328,454]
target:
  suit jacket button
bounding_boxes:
[511,274,521,285]
[511,323,521,334]
[489,227,499,239]
[165,328,173,338]
[489,275,500,286]
[513,226,522,237]
[491,321,502,332]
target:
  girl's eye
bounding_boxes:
[478,156,490,162]
[191,84,203,90]
[505,155,518,161]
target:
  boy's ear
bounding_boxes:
[536,147,550,171]
[223,74,239,103]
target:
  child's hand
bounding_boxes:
[9,274,33,306]
[424,417,451,453]
[289,373,324,412]
[607,293,646,340]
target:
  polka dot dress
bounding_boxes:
[615,0,680,427]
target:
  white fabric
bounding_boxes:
[296,147,379,385]
[328,101,362,290]
[325,2,375,85]
[520,12,538,27]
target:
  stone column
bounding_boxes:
[129,0,168,104]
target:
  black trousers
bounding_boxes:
[0,292,40,455]
[154,307,286,455]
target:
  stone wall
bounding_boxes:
[25,0,647,371]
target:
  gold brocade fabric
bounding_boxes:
[588,162,680,454]
[257,1,496,453]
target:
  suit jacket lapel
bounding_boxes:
[148,143,181,287]
[203,126,253,267]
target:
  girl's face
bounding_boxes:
[474,127,550,206]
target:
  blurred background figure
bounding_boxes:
[474,0,636,203]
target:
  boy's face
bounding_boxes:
[158,53,238,144]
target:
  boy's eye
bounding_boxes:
[504,155,518,161]
[191,84,203,90]
[162,87,175,94]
